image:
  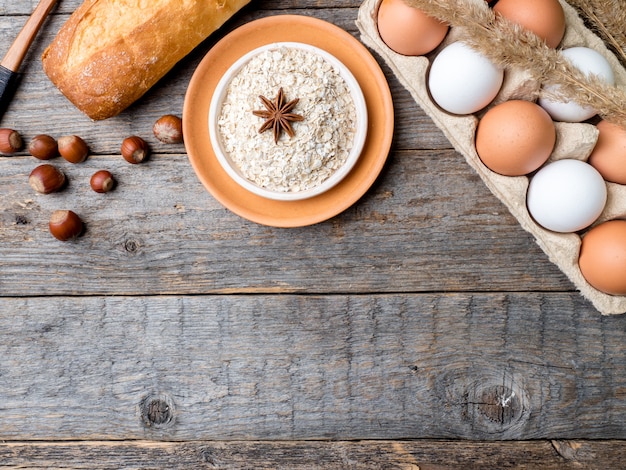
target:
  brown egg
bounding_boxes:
[587,120,626,185]
[377,0,449,56]
[493,0,566,49]
[579,220,626,295]
[475,100,556,176]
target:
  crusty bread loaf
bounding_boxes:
[42,0,250,120]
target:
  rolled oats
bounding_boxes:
[217,45,357,193]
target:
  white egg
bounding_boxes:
[539,47,615,122]
[428,42,504,115]
[527,159,607,233]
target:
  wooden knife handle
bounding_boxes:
[1,0,58,72]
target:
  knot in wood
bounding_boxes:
[461,379,529,435]
[123,238,140,254]
[475,385,521,425]
[140,394,175,428]
[434,365,530,438]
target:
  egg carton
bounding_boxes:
[357,0,626,314]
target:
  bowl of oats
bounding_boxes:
[208,41,368,201]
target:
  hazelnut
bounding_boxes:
[90,170,116,193]
[121,136,149,164]
[58,135,89,163]
[49,210,84,241]
[29,164,66,194]
[153,114,183,144]
[0,128,23,155]
[28,134,58,160]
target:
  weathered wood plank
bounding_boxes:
[0,1,365,15]
[0,439,624,469]
[0,149,571,296]
[0,293,624,440]
[0,8,447,154]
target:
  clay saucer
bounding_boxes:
[183,15,394,227]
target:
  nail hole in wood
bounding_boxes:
[14,214,28,225]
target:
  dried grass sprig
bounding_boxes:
[567,0,626,67]
[404,0,626,127]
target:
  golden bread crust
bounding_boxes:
[42,0,250,120]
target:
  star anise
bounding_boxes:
[252,87,304,144]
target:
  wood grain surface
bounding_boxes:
[0,293,624,442]
[0,0,624,468]
[1,440,625,469]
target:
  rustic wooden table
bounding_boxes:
[0,1,625,468]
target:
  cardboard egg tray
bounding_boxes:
[357,0,626,314]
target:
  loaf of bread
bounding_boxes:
[42,0,250,120]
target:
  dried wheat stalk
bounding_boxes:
[404,0,626,127]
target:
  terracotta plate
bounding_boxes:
[183,15,394,227]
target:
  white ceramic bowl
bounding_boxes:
[208,42,368,201]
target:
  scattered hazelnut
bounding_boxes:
[90,170,116,193]
[153,114,183,144]
[29,164,66,194]
[58,135,89,163]
[28,134,58,160]
[0,128,23,155]
[121,136,149,164]
[49,210,84,241]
